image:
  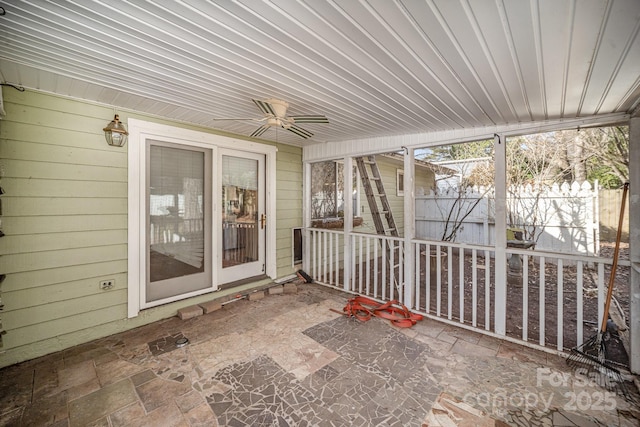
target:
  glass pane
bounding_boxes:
[222,155,258,268]
[149,146,205,282]
[310,161,352,218]
[311,161,338,219]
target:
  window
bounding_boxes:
[397,169,404,196]
[311,161,360,220]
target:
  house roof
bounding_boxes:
[381,152,457,176]
[1,1,639,147]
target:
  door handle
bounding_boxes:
[260,213,266,229]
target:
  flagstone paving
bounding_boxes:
[0,283,638,426]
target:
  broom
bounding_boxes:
[567,182,630,398]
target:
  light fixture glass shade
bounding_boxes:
[103,114,128,147]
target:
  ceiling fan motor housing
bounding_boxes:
[248,98,328,139]
[267,117,291,128]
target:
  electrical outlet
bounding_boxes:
[99,279,115,290]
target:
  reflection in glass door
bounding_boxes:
[220,151,265,283]
[146,141,212,303]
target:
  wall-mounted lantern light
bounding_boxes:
[103,114,128,147]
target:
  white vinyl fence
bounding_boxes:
[415,181,599,256]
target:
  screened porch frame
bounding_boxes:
[302,116,640,373]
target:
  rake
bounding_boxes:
[567,182,631,398]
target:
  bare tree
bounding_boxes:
[434,184,492,242]
[523,127,628,188]
[461,135,566,242]
[582,126,629,186]
[422,126,628,245]
[311,161,341,219]
[426,141,494,243]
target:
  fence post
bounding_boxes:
[494,134,507,336]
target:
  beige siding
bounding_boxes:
[3,261,128,292]
[275,144,303,271]
[0,89,130,365]
[7,215,127,233]
[0,89,301,367]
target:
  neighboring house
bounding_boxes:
[431,157,493,188]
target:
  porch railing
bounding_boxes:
[308,228,629,354]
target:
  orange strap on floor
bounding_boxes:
[332,296,423,328]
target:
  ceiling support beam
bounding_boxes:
[303,113,630,163]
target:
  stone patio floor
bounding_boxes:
[0,282,638,426]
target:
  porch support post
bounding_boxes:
[302,161,311,274]
[343,156,353,291]
[629,117,640,373]
[403,147,415,307]
[494,134,507,335]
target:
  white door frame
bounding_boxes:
[127,119,277,318]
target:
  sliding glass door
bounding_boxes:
[146,140,212,303]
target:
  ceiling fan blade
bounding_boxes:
[287,124,313,139]
[252,99,275,116]
[289,115,329,124]
[213,117,263,121]
[250,124,270,138]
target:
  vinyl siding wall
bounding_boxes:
[275,144,303,270]
[0,89,302,367]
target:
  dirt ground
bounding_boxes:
[330,242,631,366]
[340,243,630,366]
[412,242,631,366]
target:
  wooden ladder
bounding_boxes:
[355,155,403,298]
[355,156,398,237]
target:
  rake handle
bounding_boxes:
[600,181,629,333]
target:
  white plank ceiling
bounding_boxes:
[1,0,639,146]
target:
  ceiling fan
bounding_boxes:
[216,98,329,139]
